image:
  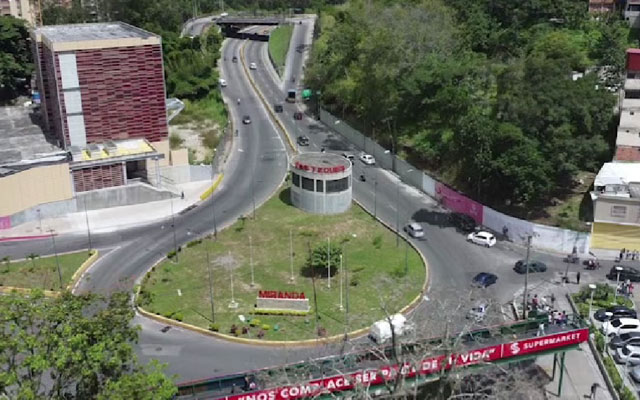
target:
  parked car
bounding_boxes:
[613,344,640,365]
[594,305,637,322]
[249,62,257,70]
[404,222,425,239]
[467,302,489,322]
[513,260,547,274]
[297,135,309,146]
[274,104,283,113]
[610,332,640,349]
[232,56,238,63]
[607,265,640,282]
[467,231,497,248]
[472,272,498,288]
[294,111,303,120]
[242,115,251,124]
[218,78,227,87]
[449,212,477,233]
[603,318,640,337]
[359,153,375,165]
[630,365,640,383]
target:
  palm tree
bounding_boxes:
[26,253,39,271]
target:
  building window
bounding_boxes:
[292,172,300,187]
[326,177,349,193]
[611,205,627,218]
[302,176,314,191]
[316,180,324,192]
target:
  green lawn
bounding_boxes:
[171,92,228,127]
[268,24,294,76]
[0,251,90,291]
[139,187,425,341]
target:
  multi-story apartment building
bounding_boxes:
[0,0,34,25]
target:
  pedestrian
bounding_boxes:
[627,251,631,260]
[561,311,568,325]
[537,322,545,336]
[532,294,539,309]
[550,293,556,308]
[590,382,600,399]
[181,191,185,200]
[576,271,581,285]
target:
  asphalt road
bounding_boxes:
[0,19,615,384]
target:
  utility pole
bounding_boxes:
[344,250,350,340]
[170,198,178,262]
[327,237,331,288]
[206,247,215,323]
[308,241,320,335]
[395,180,400,247]
[83,197,92,254]
[249,235,255,287]
[48,229,63,289]
[212,198,218,238]
[522,235,532,320]
[251,168,256,219]
[289,229,294,282]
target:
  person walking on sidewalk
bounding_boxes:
[576,271,581,285]
[590,382,600,399]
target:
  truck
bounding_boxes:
[369,314,409,344]
[286,89,296,103]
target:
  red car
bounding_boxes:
[293,112,303,120]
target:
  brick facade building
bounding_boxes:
[31,22,169,192]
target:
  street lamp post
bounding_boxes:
[522,235,532,320]
[83,197,92,253]
[249,235,255,287]
[206,247,215,323]
[48,229,62,289]
[289,229,295,282]
[251,167,256,219]
[170,197,178,262]
[395,169,413,247]
[614,266,623,304]
[588,283,597,322]
[374,180,378,218]
[327,237,331,289]
[339,254,344,311]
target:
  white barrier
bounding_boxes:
[483,206,534,246]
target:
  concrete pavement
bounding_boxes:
[0,180,215,239]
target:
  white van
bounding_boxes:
[369,314,409,344]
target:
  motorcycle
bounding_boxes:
[359,174,366,182]
[585,259,601,270]
[563,254,580,264]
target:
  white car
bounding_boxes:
[467,231,497,248]
[404,222,424,239]
[359,153,375,165]
[603,318,640,337]
[613,345,640,365]
[249,62,257,70]
[218,78,227,87]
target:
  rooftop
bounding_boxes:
[620,109,640,129]
[291,152,351,173]
[595,162,640,187]
[616,126,640,147]
[37,22,157,43]
[0,106,63,166]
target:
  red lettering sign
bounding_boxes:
[294,161,346,174]
[501,328,588,358]
[258,291,306,300]
[215,328,589,400]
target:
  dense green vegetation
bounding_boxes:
[0,16,32,103]
[306,0,635,214]
[0,251,90,290]
[0,291,176,399]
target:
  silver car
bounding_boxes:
[404,222,424,239]
[613,344,640,365]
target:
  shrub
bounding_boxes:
[577,303,589,319]
[621,386,635,400]
[253,309,308,316]
[230,324,238,335]
[163,312,174,319]
[186,239,202,248]
[317,327,327,337]
[169,133,184,149]
[173,312,183,322]
[209,323,220,332]
[261,324,271,331]
[350,277,359,287]
[249,318,261,327]
[167,250,177,259]
[595,331,605,354]
[604,356,623,392]
[257,330,265,339]
[242,326,249,334]
[372,235,382,249]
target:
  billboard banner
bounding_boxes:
[435,183,483,224]
[0,216,10,230]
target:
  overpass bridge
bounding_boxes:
[176,315,589,400]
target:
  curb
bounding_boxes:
[67,249,99,291]
[240,41,298,154]
[0,234,55,243]
[134,195,428,347]
[199,173,225,201]
[0,285,60,297]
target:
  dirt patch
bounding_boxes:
[169,121,220,163]
[213,253,240,270]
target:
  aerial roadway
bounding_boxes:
[0,15,611,382]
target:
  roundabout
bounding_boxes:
[137,186,426,342]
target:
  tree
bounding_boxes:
[0,291,176,399]
[306,242,342,277]
[0,16,32,103]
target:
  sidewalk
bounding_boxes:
[0,179,215,239]
[512,274,614,399]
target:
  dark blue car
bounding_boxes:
[472,272,498,288]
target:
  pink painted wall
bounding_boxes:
[0,216,11,230]
[435,183,483,224]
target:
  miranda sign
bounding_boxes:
[294,161,345,174]
[258,291,306,299]
[256,290,310,313]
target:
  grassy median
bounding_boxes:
[268,24,294,76]
[0,251,91,291]
[139,187,425,341]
